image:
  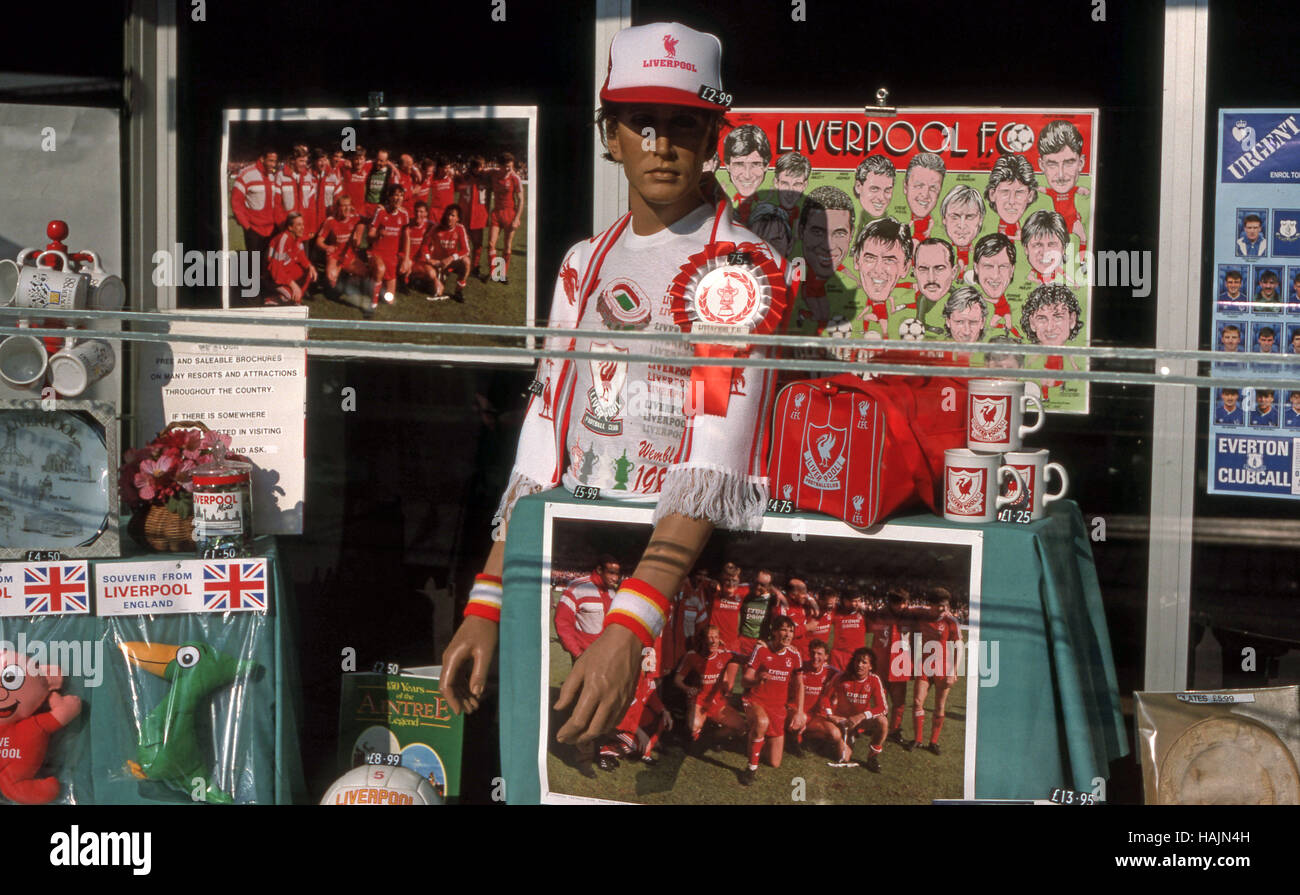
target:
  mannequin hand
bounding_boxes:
[440,615,499,715]
[554,625,641,744]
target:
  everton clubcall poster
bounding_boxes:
[717,108,1097,413]
[1209,110,1300,501]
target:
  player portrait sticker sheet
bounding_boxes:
[538,503,982,805]
[717,108,1097,413]
[1208,110,1300,501]
[219,105,537,363]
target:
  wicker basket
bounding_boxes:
[131,503,195,552]
[126,420,207,553]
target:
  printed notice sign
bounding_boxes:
[136,309,307,532]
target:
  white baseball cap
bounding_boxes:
[600,22,728,110]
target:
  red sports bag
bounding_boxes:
[768,375,968,529]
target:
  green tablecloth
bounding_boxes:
[499,495,1126,803]
[0,536,307,805]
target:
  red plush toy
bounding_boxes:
[0,650,81,804]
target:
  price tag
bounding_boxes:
[365,751,403,767]
[573,486,600,500]
[766,498,794,514]
[24,550,63,562]
[1047,788,1098,805]
[371,661,400,675]
[525,379,544,398]
[997,508,1033,525]
[696,85,733,107]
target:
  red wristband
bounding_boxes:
[464,574,503,623]
[603,577,671,648]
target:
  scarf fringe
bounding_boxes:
[652,464,769,532]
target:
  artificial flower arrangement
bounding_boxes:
[120,422,244,551]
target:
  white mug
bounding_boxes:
[0,335,49,389]
[1002,449,1069,520]
[49,338,115,397]
[76,251,126,310]
[967,378,1045,452]
[0,250,88,310]
[943,448,1021,523]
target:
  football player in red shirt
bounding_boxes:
[486,152,524,284]
[707,575,745,654]
[970,233,1017,335]
[316,194,366,297]
[455,155,490,280]
[789,638,837,758]
[1036,120,1090,254]
[366,183,410,309]
[424,155,457,226]
[906,588,962,754]
[869,587,915,745]
[400,201,433,287]
[415,206,472,302]
[824,647,888,771]
[803,587,835,646]
[265,212,316,305]
[231,147,279,256]
[395,153,420,216]
[341,147,371,216]
[739,615,805,785]
[829,591,868,671]
[779,577,813,660]
[674,624,746,752]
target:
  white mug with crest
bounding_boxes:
[77,251,126,310]
[1002,449,1069,520]
[49,338,116,397]
[943,448,1021,524]
[967,378,1045,452]
[0,250,88,310]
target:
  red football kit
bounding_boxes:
[343,162,372,216]
[914,611,961,679]
[801,663,836,716]
[403,220,431,265]
[744,643,802,734]
[804,611,832,645]
[829,672,887,720]
[426,175,457,223]
[708,591,744,653]
[490,169,522,226]
[680,647,734,717]
[829,609,867,671]
[989,292,1012,318]
[997,220,1020,239]
[319,213,362,263]
[1049,186,1082,236]
[866,610,913,684]
[455,174,490,230]
[421,224,471,262]
[267,230,312,292]
[955,244,971,269]
[368,207,410,273]
[779,603,811,659]
[911,214,933,241]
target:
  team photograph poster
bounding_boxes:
[220,106,536,362]
[1209,109,1300,501]
[717,108,1097,413]
[539,503,982,805]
